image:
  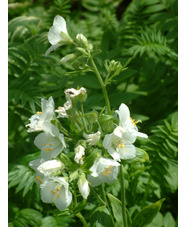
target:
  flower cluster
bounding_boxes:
[27,90,147,211]
[27,15,148,211]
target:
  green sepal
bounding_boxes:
[59,153,78,171]
[76,47,89,57]
[58,31,73,44]
[107,193,132,227]
[123,147,149,164]
[69,170,79,182]
[132,198,166,227]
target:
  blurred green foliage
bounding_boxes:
[8,0,177,226]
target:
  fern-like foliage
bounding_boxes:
[8,165,36,197]
[143,112,178,194]
[127,27,178,60]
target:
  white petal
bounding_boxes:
[37,160,62,175]
[118,145,136,160]
[40,178,57,203]
[45,44,62,56]
[136,132,148,139]
[116,103,130,127]
[87,174,102,187]
[53,15,68,35]
[103,133,112,149]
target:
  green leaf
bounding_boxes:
[81,149,99,170]
[164,212,176,227]
[90,206,112,227]
[40,216,57,227]
[123,148,149,164]
[107,193,132,227]
[132,198,165,227]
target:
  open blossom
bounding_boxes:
[74,145,85,165]
[103,126,136,161]
[87,157,120,187]
[116,103,148,143]
[40,177,72,211]
[83,131,101,145]
[55,106,68,118]
[26,97,54,133]
[78,174,90,199]
[65,87,87,102]
[37,160,63,176]
[34,124,66,160]
[45,15,73,56]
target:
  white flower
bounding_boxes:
[34,124,66,160]
[40,177,72,211]
[45,15,73,56]
[77,174,90,199]
[37,160,63,176]
[74,145,85,165]
[103,126,136,161]
[83,131,101,145]
[87,157,120,187]
[65,87,87,102]
[26,97,54,133]
[55,106,68,118]
[116,103,148,142]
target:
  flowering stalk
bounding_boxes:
[73,184,89,227]
[89,55,111,114]
[120,165,128,227]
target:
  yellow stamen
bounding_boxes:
[47,139,50,142]
[51,190,55,195]
[58,106,62,110]
[50,144,52,146]
[56,186,60,191]
[37,111,42,114]
[44,148,51,152]
[36,176,42,184]
[44,144,46,146]
[102,165,113,176]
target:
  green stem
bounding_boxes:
[101,183,116,227]
[90,185,105,206]
[80,103,88,133]
[74,185,89,227]
[76,213,89,227]
[89,55,111,114]
[120,165,128,227]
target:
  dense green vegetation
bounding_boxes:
[8,0,178,226]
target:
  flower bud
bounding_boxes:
[83,131,101,145]
[60,53,77,63]
[78,173,90,199]
[76,34,89,49]
[74,145,85,165]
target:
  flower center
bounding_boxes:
[51,185,61,198]
[44,139,52,152]
[102,165,113,176]
[37,111,42,115]
[117,140,125,148]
